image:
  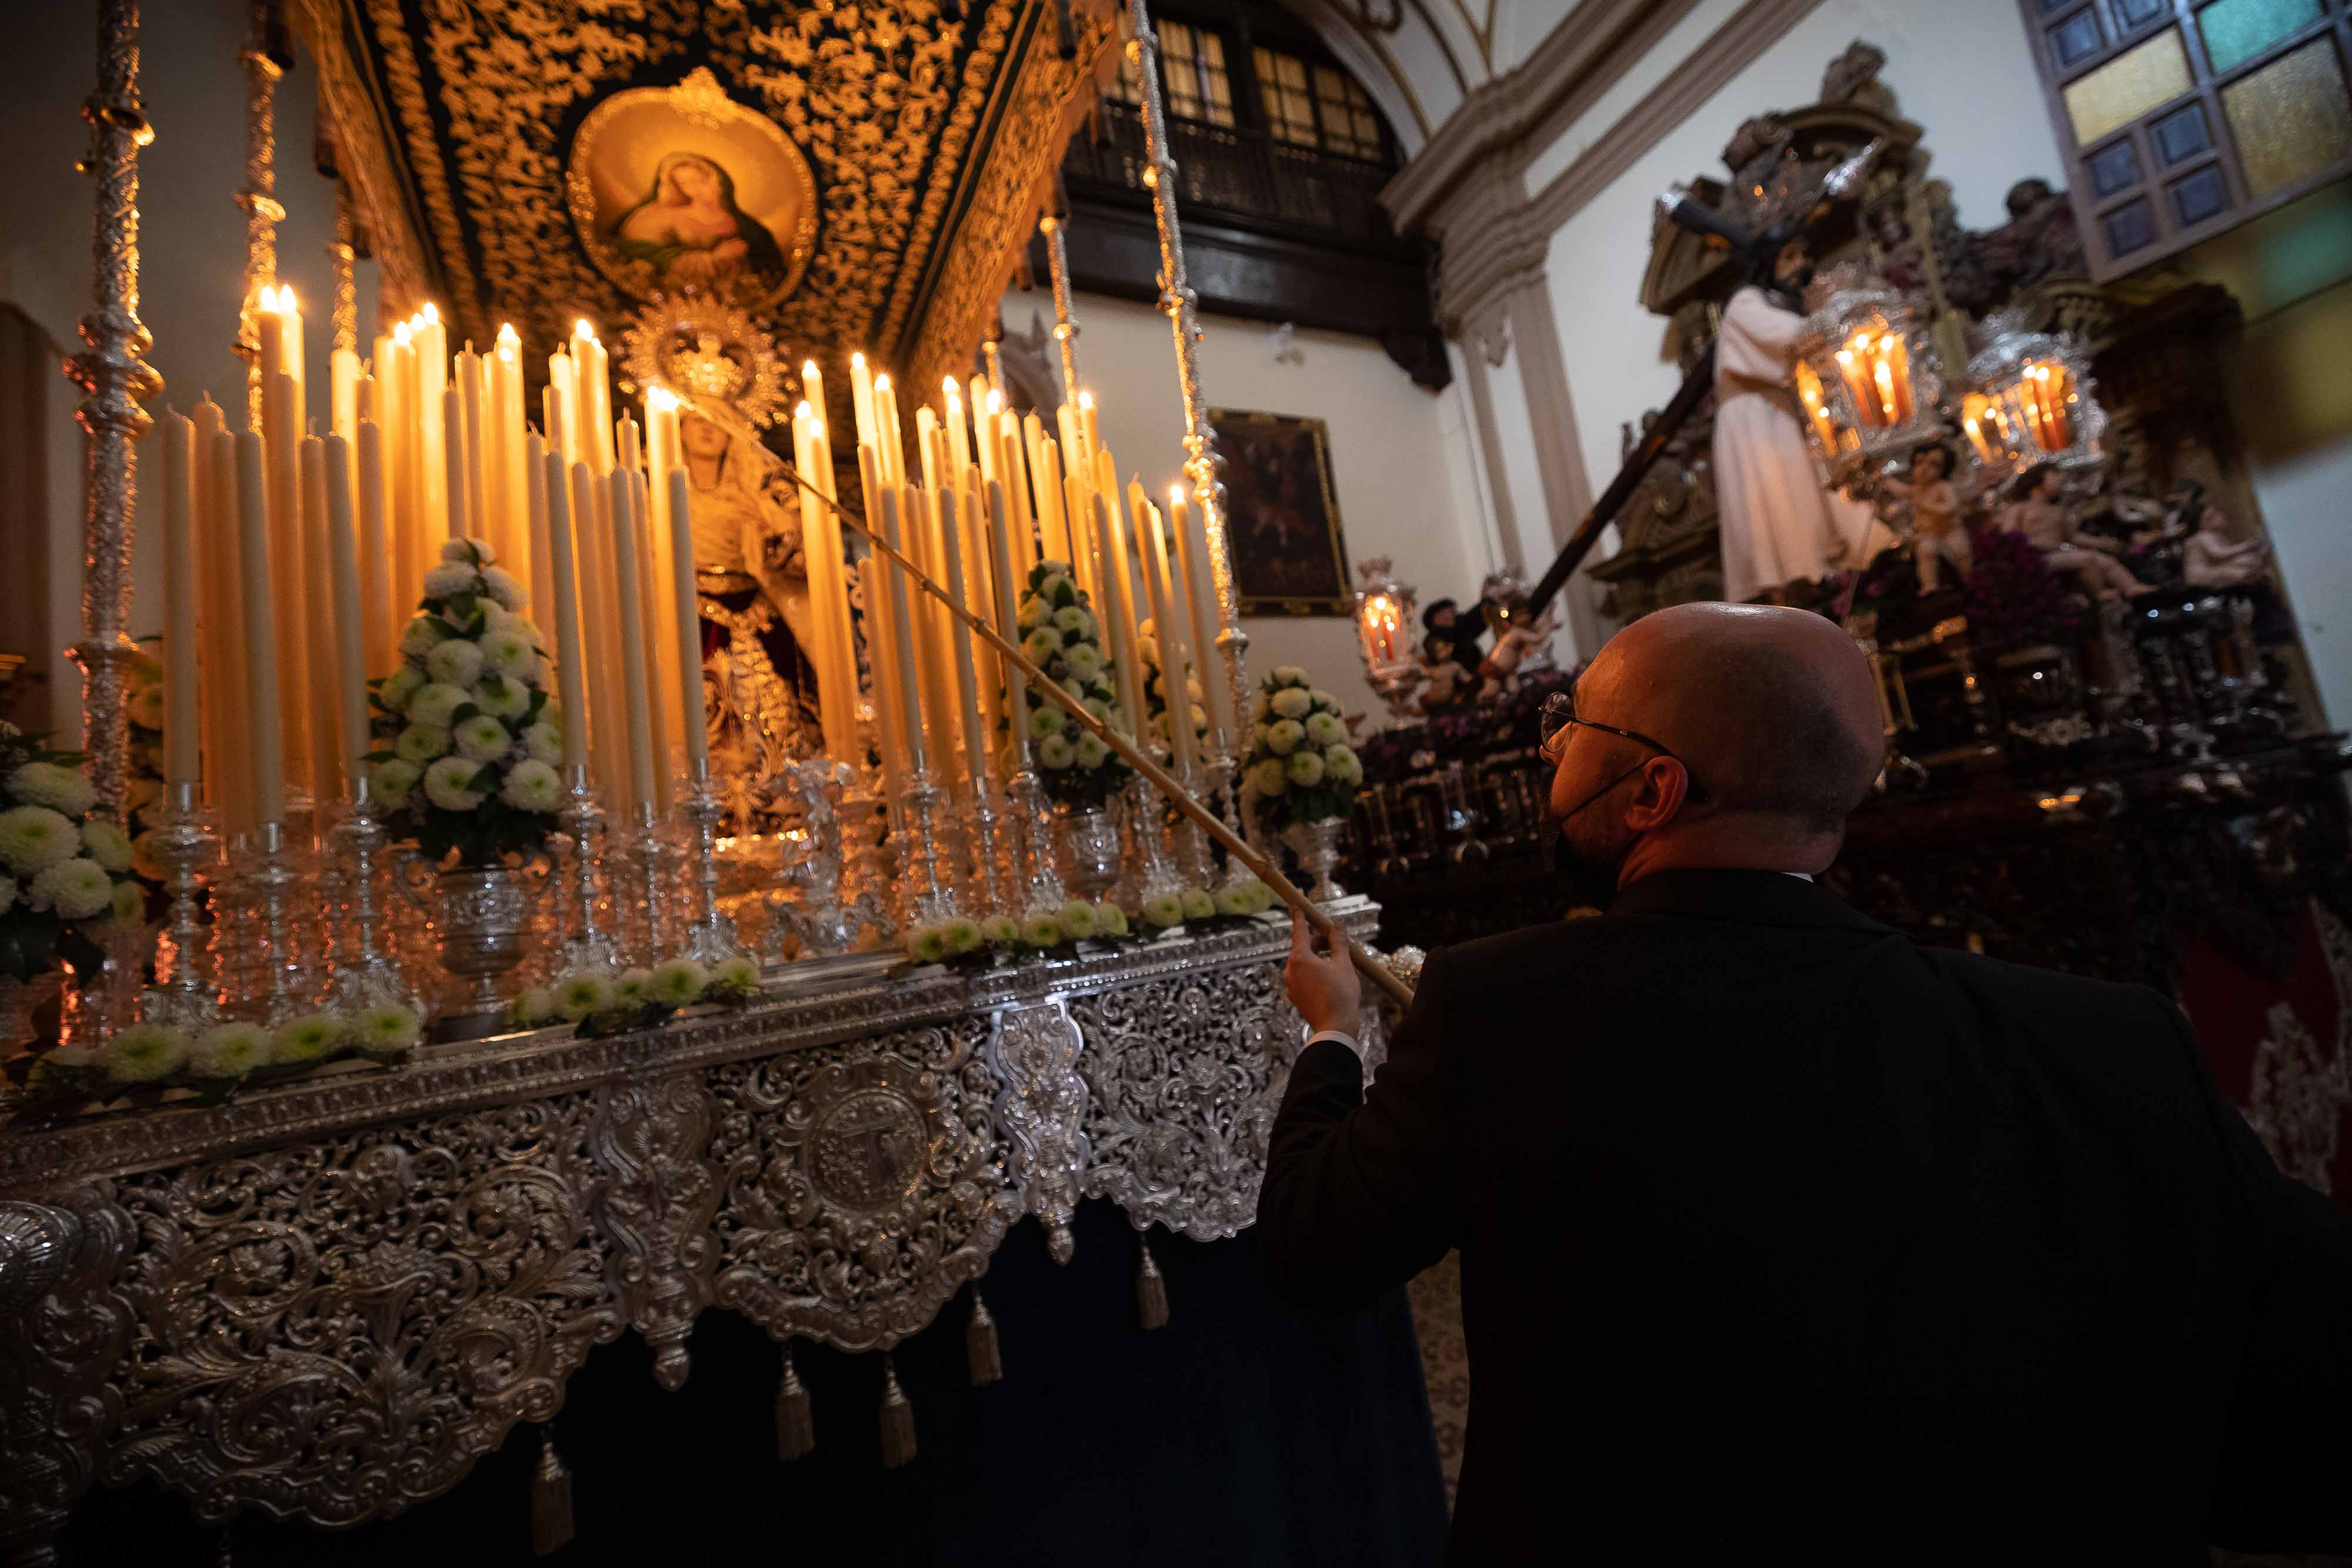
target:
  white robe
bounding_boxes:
[1712,286,1886,602]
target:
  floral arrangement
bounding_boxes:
[1965,526,2081,652]
[509,954,761,1038]
[367,539,566,865]
[0,726,144,995]
[1240,666,1363,833]
[18,1001,423,1108]
[900,876,1278,967]
[1136,617,1211,757]
[1016,559,1131,811]
[122,646,171,886]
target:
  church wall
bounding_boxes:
[1007,285,1498,721]
[1,0,378,740]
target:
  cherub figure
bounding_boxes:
[1996,463,2153,600]
[2183,497,2271,589]
[1880,442,1972,593]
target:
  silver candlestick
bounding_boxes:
[769,758,886,958]
[247,820,311,1024]
[679,758,745,965]
[629,799,670,965]
[1124,771,1185,901]
[146,781,217,1029]
[1004,767,1067,914]
[1205,753,1250,890]
[965,781,1008,915]
[322,777,420,1014]
[559,767,621,974]
[899,768,959,928]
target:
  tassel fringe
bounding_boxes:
[878,1351,917,1468]
[776,1343,816,1461]
[530,1429,574,1556]
[967,1289,1004,1386]
[1135,1233,1169,1330]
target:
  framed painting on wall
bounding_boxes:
[1208,408,1352,616]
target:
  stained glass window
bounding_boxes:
[2065,28,2194,144]
[2199,0,2325,72]
[2223,38,2352,196]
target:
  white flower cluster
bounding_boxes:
[510,954,761,1030]
[0,750,143,930]
[1137,617,1211,751]
[1241,666,1362,828]
[1017,561,1128,806]
[370,539,566,837]
[29,1002,425,1101]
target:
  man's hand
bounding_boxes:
[1285,910,1362,1038]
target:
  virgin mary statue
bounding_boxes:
[614,152,787,286]
[677,406,822,828]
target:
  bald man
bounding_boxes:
[1267,603,2352,1563]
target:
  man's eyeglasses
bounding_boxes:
[1537,691,1707,802]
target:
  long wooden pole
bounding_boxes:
[774,461,1413,1012]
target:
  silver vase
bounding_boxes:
[1284,817,1348,904]
[435,865,530,1017]
[1057,806,1121,900]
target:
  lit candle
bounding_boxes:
[849,352,878,453]
[265,372,311,794]
[202,426,253,832]
[967,379,994,488]
[609,469,659,813]
[572,460,627,818]
[874,374,904,489]
[916,404,941,494]
[640,395,686,794]
[543,449,590,777]
[301,435,345,806]
[1078,390,1102,460]
[1136,489,1198,777]
[985,479,1030,770]
[160,409,201,785]
[358,416,393,681]
[883,483,928,775]
[417,303,448,540]
[944,379,971,484]
[856,444,907,803]
[935,482,991,798]
[793,400,858,763]
[547,349,576,469]
[1167,486,1230,754]
[236,431,285,826]
[1093,490,1143,731]
[330,344,362,447]
[1037,436,1071,568]
[386,323,421,629]
[629,467,673,815]
[442,386,472,542]
[459,347,489,551]
[324,433,369,791]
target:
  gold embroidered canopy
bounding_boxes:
[298,0,1112,405]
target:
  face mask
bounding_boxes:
[1544,761,1649,911]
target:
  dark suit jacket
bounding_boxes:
[1264,870,2352,1563]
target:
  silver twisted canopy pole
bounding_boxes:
[1120,0,1255,841]
[1040,196,1085,402]
[66,0,161,826]
[235,0,283,429]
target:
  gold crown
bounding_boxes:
[618,293,793,427]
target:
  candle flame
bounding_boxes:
[874,373,891,393]
[802,359,820,379]
[795,399,813,420]
[1078,390,1094,410]
[421,302,440,326]
[574,317,596,340]
[393,320,412,346]
[985,390,1003,414]
[496,322,520,347]
[943,376,959,397]
[1169,483,1185,506]
[647,386,680,412]
[851,351,867,369]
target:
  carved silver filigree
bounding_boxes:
[0,1183,130,1567]
[987,1000,1090,1263]
[709,1017,1015,1352]
[592,1072,721,1390]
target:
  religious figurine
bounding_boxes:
[613,152,789,287]
[2183,496,2271,589]
[1712,235,1890,601]
[679,406,823,828]
[1996,463,2151,600]
[1879,442,1972,593]
[1478,600,1560,697]
[1420,599,1485,680]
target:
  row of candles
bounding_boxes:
[145,286,1242,872]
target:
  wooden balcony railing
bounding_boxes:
[1065,102,1399,243]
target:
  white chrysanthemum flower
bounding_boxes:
[270,1011,344,1065]
[32,858,112,920]
[1305,711,1347,747]
[355,1004,423,1058]
[1248,758,1289,798]
[106,1021,188,1082]
[555,972,614,1021]
[1038,734,1076,769]
[1270,687,1312,720]
[0,873,14,914]
[480,566,526,610]
[78,817,133,874]
[1059,676,1087,702]
[105,879,142,925]
[399,615,448,659]
[710,955,760,996]
[453,713,512,763]
[1251,693,1273,724]
[189,1021,269,1078]
[1286,750,1326,787]
[1273,664,1309,686]
[1019,912,1063,948]
[1053,604,1094,638]
[127,683,167,731]
[652,958,707,1005]
[0,805,79,875]
[522,721,564,765]
[980,914,1020,947]
[1058,900,1099,940]
[423,561,476,600]
[501,759,563,813]
[407,681,470,728]
[1094,902,1130,937]
[1081,696,1112,726]
[426,637,485,688]
[512,987,557,1026]
[395,723,450,765]
[1038,572,1074,604]
[472,674,532,723]
[1022,627,1063,664]
[1214,882,1258,917]
[440,536,483,564]
[904,925,949,964]
[1309,688,1339,713]
[1017,594,1053,630]
[479,626,539,680]
[1326,744,1363,785]
[372,759,422,810]
[1182,888,1218,921]
[943,917,983,955]
[423,756,487,811]
[378,664,426,715]
[1064,643,1104,680]
[9,761,98,818]
[1075,734,1108,768]
[614,968,653,1005]
[1264,718,1305,757]
[1141,892,1184,928]
[1027,707,1065,743]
